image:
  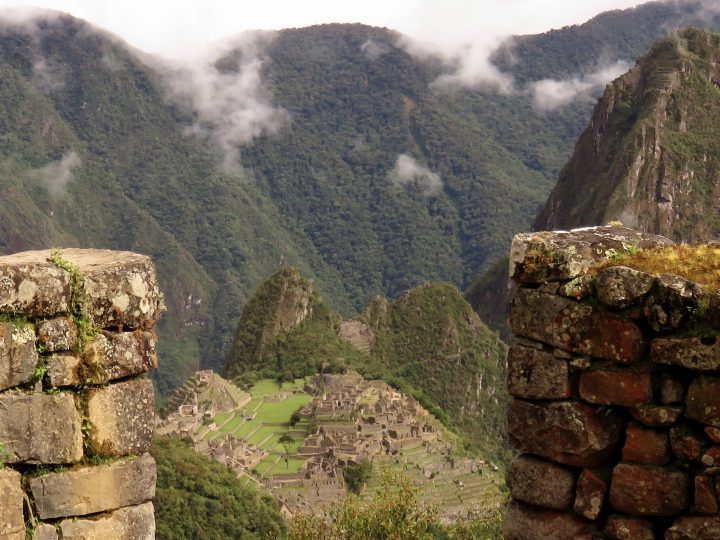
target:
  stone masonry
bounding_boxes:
[504,226,720,539]
[0,249,163,540]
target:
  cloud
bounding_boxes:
[361,39,390,60]
[390,154,443,197]
[31,57,67,93]
[529,60,632,111]
[31,151,81,196]
[159,32,289,172]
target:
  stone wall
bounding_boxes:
[0,249,163,540]
[504,226,720,540]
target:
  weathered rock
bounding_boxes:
[46,353,83,387]
[0,393,82,464]
[508,227,673,284]
[510,288,646,363]
[503,500,596,540]
[622,424,670,465]
[630,405,683,427]
[59,502,155,540]
[685,376,720,427]
[644,274,702,332]
[670,425,703,462]
[603,514,655,540]
[652,336,720,372]
[701,446,720,467]
[37,317,77,352]
[706,426,720,443]
[579,370,651,406]
[508,399,624,467]
[666,515,720,540]
[0,321,38,390]
[30,453,156,519]
[85,379,155,457]
[32,524,59,540]
[609,463,689,516]
[659,374,686,405]
[694,476,719,514]
[81,330,158,384]
[507,345,570,400]
[507,454,576,510]
[558,275,594,300]
[574,469,608,520]
[0,251,71,316]
[0,468,25,540]
[596,266,655,309]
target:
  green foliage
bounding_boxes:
[152,437,285,540]
[343,461,373,495]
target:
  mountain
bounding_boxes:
[1,3,719,394]
[535,27,720,241]
[224,268,508,462]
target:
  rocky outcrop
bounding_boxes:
[0,248,162,540]
[504,226,720,539]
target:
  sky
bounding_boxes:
[0,0,650,59]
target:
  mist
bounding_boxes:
[390,154,443,197]
[32,151,81,196]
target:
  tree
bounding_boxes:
[343,461,372,495]
[279,434,295,468]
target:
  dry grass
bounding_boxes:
[602,244,720,290]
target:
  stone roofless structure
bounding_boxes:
[0,249,163,540]
[504,226,720,540]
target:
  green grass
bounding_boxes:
[254,395,313,424]
[270,457,306,475]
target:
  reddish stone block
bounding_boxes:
[670,425,703,463]
[666,515,720,540]
[573,469,608,520]
[508,399,624,468]
[503,500,596,540]
[609,463,690,516]
[580,371,651,407]
[705,427,720,443]
[694,476,719,514]
[622,424,670,465]
[686,376,720,427]
[701,446,720,467]
[507,345,571,400]
[630,405,683,427]
[507,455,576,511]
[604,514,655,540]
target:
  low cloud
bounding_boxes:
[530,60,632,111]
[390,154,443,197]
[31,57,66,93]
[361,39,390,60]
[158,33,289,172]
[31,151,81,196]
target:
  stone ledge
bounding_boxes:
[59,502,155,540]
[30,453,156,519]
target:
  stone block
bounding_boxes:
[666,515,720,540]
[510,288,646,363]
[701,446,720,467]
[579,370,651,406]
[644,274,702,332]
[652,337,720,372]
[603,514,655,540]
[503,500,596,540]
[508,227,673,284]
[507,454,576,510]
[46,353,83,387]
[32,524,59,540]
[621,424,670,465]
[81,330,158,384]
[59,502,155,540]
[0,468,25,539]
[705,426,720,443]
[37,317,77,353]
[686,376,720,427]
[630,405,683,427]
[508,399,623,467]
[0,393,82,464]
[609,463,689,516]
[670,425,703,463]
[506,345,570,400]
[694,476,719,514]
[85,379,155,457]
[0,321,38,391]
[30,453,156,519]
[573,469,608,520]
[596,266,655,309]
[0,251,71,316]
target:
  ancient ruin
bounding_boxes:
[505,226,720,540]
[0,249,163,540]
